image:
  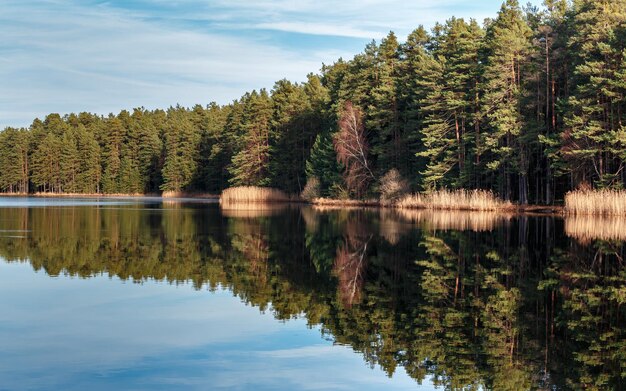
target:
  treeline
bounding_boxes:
[1,0,625,202]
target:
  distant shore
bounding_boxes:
[0,190,565,214]
[0,192,220,199]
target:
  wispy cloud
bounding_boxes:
[0,0,540,128]
[255,22,381,39]
[0,0,330,127]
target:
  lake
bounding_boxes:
[0,197,624,390]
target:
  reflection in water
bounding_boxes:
[220,203,290,218]
[0,205,624,390]
[391,208,512,232]
[565,214,626,242]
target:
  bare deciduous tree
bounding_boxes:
[334,101,374,198]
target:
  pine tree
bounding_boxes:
[369,32,402,175]
[31,133,62,192]
[482,0,533,201]
[229,90,274,187]
[0,128,30,193]
[562,0,626,188]
[59,129,79,192]
[418,18,486,190]
[132,108,162,193]
[191,103,229,192]
[397,26,438,186]
[306,131,343,197]
[102,116,124,193]
[270,79,319,192]
[75,124,101,193]
[161,106,200,192]
[116,110,142,194]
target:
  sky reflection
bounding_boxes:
[0,261,426,390]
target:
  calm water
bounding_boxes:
[0,197,624,390]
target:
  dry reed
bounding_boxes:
[395,189,513,211]
[565,189,626,215]
[220,186,292,205]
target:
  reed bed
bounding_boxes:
[565,215,626,242]
[220,186,293,205]
[395,189,513,211]
[565,189,626,215]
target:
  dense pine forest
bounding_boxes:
[1,0,625,203]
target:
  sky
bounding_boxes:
[1,0,541,128]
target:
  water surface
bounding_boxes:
[0,198,624,390]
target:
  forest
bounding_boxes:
[1,0,625,204]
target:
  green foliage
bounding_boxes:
[228,89,274,187]
[0,127,30,193]
[306,131,343,197]
[161,106,201,192]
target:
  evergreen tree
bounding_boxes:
[228,89,274,187]
[75,124,101,193]
[59,129,79,192]
[31,133,62,192]
[369,32,402,176]
[192,103,229,192]
[562,0,626,188]
[482,0,533,201]
[0,128,30,193]
[397,26,438,186]
[161,106,200,192]
[306,131,343,197]
[102,116,124,193]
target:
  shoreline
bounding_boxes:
[0,192,566,215]
[0,192,220,200]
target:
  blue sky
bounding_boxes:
[1,0,541,128]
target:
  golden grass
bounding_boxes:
[565,189,626,215]
[395,189,513,211]
[220,186,293,205]
[565,215,626,242]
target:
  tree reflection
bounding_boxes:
[0,205,623,389]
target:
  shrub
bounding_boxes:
[301,177,321,201]
[379,169,409,203]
